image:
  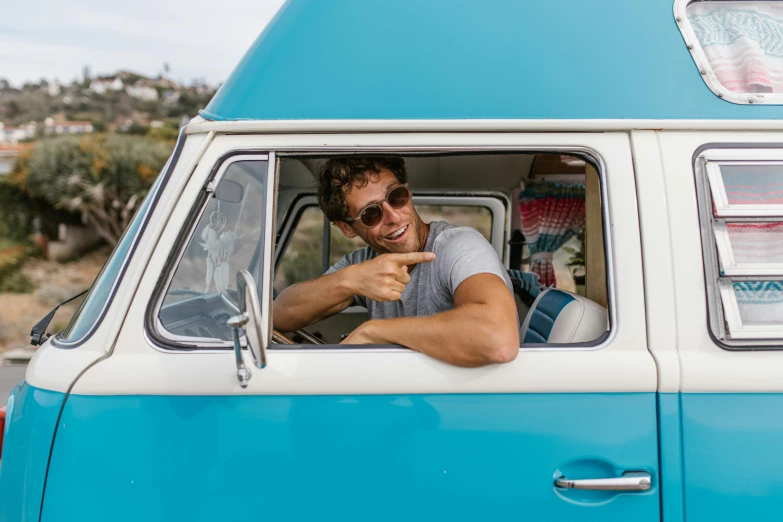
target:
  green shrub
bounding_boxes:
[0,270,34,293]
[0,177,81,242]
[13,134,172,245]
[0,243,34,293]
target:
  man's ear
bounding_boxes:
[335,221,358,238]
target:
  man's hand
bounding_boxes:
[346,252,436,303]
[339,320,380,345]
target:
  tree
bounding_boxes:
[14,134,172,245]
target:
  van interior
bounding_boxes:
[273,152,610,346]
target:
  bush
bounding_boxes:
[0,270,34,293]
[12,134,172,245]
[0,243,34,293]
[0,176,81,242]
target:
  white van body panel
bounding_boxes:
[658,131,783,393]
[71,132,655,396]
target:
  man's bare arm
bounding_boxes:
[273,252,436,332]
[340,273,519,367]
[272,271,356,332]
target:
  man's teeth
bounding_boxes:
[387,225,407,239]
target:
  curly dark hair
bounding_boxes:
[316,156,408,222]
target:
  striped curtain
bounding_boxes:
[519,182,585,287]
[689,3,783,93]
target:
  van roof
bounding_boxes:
[201,0,783,121]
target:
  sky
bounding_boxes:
[0,0,287,87]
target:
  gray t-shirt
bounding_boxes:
[325,221,514,319]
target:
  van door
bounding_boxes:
[656,132,783,522]
[40,132,660,522]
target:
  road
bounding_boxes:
[0,363,27,401]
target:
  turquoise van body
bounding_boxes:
[2,1,783,521]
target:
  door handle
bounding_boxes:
[555,472,651,491]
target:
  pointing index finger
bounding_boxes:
[393,251,436,265]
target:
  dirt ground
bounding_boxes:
[0,248,109,352]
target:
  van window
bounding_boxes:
[273,154,610,347]
[157,157,270,344]
[679,0,783,104]
[274,206,326,293]
[697,149,783,344]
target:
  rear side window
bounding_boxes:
[696,148,783,345]
[676,0,783,104]
[273,202,494,295]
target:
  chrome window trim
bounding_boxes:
[152,153,271,347]
[696,147,783,347]
[674,0,783,105]
[51,133,188,348]
[145,144,617,354]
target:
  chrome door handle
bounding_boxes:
[555,472,651,491]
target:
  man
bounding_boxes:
[273,157,519,367]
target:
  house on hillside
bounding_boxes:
[44,117,94,136]
[48,80,62,97]
[162,90,181,104]
[0,144,28,176]
[0,121,37,143]
[126,84,159,102]
[90,77,124,95]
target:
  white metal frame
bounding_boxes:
[718,279,783,338]
[674,0,783,105]
[698,147,783,341]
[706,160,783,217]
[713,219,783,275]
[184,117,783,133]
[153,153,274,347]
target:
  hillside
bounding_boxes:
[0,70,216,135]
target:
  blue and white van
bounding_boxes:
[2,1,783,521]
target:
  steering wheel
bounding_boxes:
[272,327,326,345]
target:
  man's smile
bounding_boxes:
[384,224,409,242]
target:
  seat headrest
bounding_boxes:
[520,288,608,344]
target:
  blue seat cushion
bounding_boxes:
[523,290,575,343]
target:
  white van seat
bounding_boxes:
[520,288,608,344]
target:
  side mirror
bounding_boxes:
[227,270,268,388]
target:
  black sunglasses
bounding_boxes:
[343,184,411,227]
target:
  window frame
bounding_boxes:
[713,219,783,275]
[674,0,783,105]
[696,147,783,346]
[145,144,616,353]
[149,152,274,350]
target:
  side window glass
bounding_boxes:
[274,206,325,293]
[416,205,492,242]
[158,158,269,342]
[697,151,783,344]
